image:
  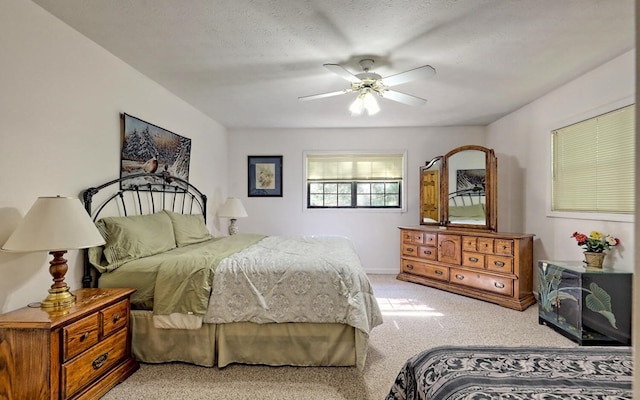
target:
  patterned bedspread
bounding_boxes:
[204,235,383,336]
[386,346,633,400]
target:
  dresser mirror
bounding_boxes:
[420,145,497,231]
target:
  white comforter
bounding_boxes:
[203,236,383,336]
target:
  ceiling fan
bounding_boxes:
[299,58,436,115]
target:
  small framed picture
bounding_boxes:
[248,156,283,197]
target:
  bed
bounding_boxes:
[385,345,633,399]
[82,172,383,370]
[447,187,486,225]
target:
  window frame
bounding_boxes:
[303,150,408,212]
[546,97,635,223]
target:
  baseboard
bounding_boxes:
[364,268,398,275]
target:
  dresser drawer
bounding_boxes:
[63,313,100,361]
[417,245,437,260]
[462,252,485,268]
[62,328,128,399]
[402,259,448,281]
[476,238,494,254]
[495,239,514,256]
[423,233,437,246]
[450,268,514,296]
[462,236,477,252]
[401,230,413,243]
[101,299,129,338]
[486,255,514,273]
[402,244,418,257]
[411,232,425,244]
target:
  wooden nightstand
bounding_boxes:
[0,288,139,400]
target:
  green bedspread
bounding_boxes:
[97,234,383,337]
[98,234,265,316]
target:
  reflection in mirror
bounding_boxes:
[447,150,486,226]
[419,145,496,231]
[420,157,441,224]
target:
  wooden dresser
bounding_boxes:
[398,226,536,311]
[0,288,139,400]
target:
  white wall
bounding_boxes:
[487,50,635,272]
[0,0,227,313]
[228,127,486,273]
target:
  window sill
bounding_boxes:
[547,211,634,223]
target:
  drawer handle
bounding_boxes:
[113,314,121,323]
[455,274,464,280]
[92,353,109,370]
[468,257,479,262]
[405,248,414,253]
[80,332,89,342]
[435,270,443,275]
[502,245,508,250]
[406,264,414,270]
[494,261,505,267]
[494,282,505,289]
[423,250,432,256]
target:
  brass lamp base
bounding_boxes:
[41,250,76,309]
[41,287,76,309]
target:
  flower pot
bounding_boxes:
[583,251,605,268]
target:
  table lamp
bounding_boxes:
[217,197,248,235]
[1,196,106,309]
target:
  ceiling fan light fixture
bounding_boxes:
[350,90,379,116]
[363,91,380,115]
[349,93,365,115]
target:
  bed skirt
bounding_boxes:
[130,310,368,369]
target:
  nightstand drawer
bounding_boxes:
[63,313,100,360]
[62,328,128,399]
[102,299,129,337]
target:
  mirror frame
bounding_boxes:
[420,145,497,232]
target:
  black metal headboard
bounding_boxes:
[81,171,207,288]
[448,187,485,207]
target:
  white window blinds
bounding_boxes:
[552,104,635,213]
[307,154,403,180]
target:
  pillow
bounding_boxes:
[163,210,213,247]
[449,203,485,218]
[96,211,176,270]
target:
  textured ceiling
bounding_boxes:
[32,0,635,129]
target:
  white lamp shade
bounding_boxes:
[1,196,106,252]
[217,197,248,218]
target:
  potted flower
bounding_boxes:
[571,231,620,268]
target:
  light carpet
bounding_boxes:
[102,274,576,400]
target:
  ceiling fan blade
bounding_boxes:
[323,63,362,83]
[380,65,436,87]
[298,89,353,101]
[381,90,427,106]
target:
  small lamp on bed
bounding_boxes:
[1,196,106,309]
[218,197,248,235]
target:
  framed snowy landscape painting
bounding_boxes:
[120,113,191,189]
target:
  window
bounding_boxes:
[551,104,634,214]
[306,153,404,208]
